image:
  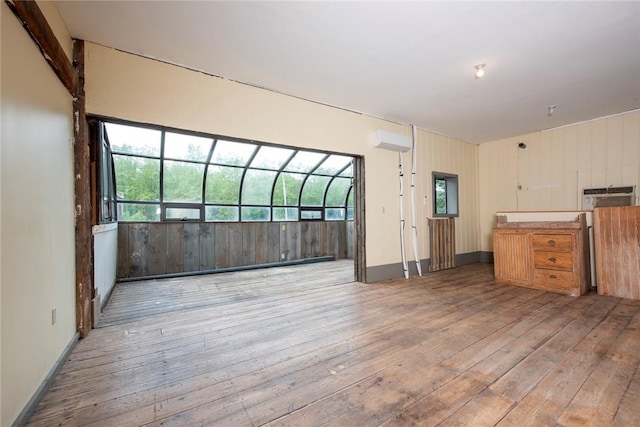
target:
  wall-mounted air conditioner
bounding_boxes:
[582,186,636,210]
[372,130,412,152]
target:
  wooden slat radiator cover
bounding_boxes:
[428,217,456,272]
[593,206,640,300]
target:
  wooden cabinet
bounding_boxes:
[493,215,590,296]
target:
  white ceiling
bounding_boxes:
[55,1,640,144]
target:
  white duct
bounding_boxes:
[410,125,422,276]
[399,152,409,279]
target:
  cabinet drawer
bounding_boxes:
[531,234,573,252]
[533,251,573,271]
[533,269,575,291]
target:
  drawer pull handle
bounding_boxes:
[548,240,556,245]
[550,274,558,279]
[549,257,557,263]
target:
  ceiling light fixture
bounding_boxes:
[474,63,486,79]
[547,105,556,116]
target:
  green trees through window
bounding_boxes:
[102,121,355,222]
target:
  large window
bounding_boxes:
[433,172,458,217]
[101,120,355,222]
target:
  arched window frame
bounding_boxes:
[99,118,355,223]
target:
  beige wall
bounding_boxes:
[418,131,480,257]
[479,109,640,252]
[84,43,481,270]
[1,2,77,425]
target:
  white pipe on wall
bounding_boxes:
[410,125,422,276]
[399,152,409,279]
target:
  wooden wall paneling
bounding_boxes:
[347,221,355,260]
[622,111,640,188]
[291,222,302,260]
[576,122,593,193]
[166,223,184,273]
[148,223,167,276]
[593,207,609,296]
[563,126,579,209]
[336,222,347,258]
[214,223,230,269]
[301,222,311,259]
[183,223,200,272]
[302,222,320,259]
[591,120,607,185]
[254,222,269,265]
[242,222,256,266]
[199,223,215,270]
[129,223,149,277]
[281,222,301,261]
[228,223,243,267]
[594,207,640,300]
[549,129,565,210]
[606,116,624,186]
[117,223,130,279]
[267,223,281,263]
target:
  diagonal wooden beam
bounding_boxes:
[5,0,78,96]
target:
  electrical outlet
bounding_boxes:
[52,308,57,325]
[281,224,286,231]
[281,253,285,260]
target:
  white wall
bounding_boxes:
[479,109,640,252]
[92,224,118,315]
[1,2,77,425]
[84,43,482,272]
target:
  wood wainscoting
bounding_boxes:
[27,261,640,426]
[117,221,354,279]
[594,206,640,300]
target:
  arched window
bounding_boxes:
[101,120,355,222]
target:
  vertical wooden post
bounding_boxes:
[73,39,93,337]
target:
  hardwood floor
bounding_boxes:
[28,261,640,426]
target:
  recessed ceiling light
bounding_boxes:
[474,63,486,79]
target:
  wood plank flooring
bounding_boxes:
[28,261,640,426]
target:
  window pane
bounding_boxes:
[113,154,160,201]
[210,140,257,166]
[435,178,447,214]
[435,179,447,214]
[301,210,322,220]
[242,170,277,205]
[164,132,212,161]
[205,166,242,204]
[339,162,353,177]
[325,177,352,207]
[347,207,354,220]
[272,172,304,206]
[205,206,239,222]
[166,207,201,220]
[283,151,326,173]
[315,155,352,175]
[249,146,294,170]
[347,188,354,207]
[106,123,161,156]
[325,208,346,221]
[273,207,299,221]
[118,203,160,221]
[163,160,205,202]
[241,207,270,221]
[300,175,331,206]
